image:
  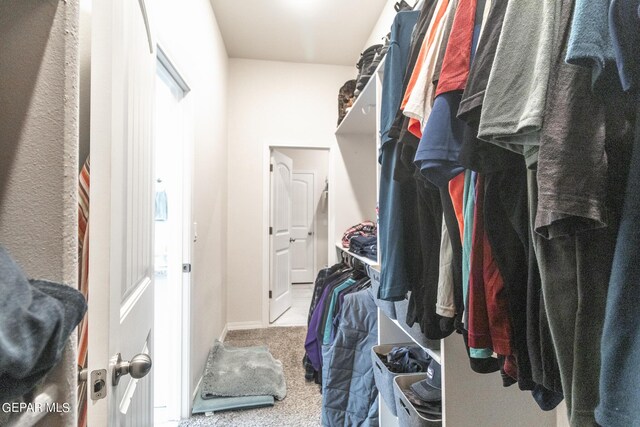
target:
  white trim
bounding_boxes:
[227,321,265,331]
[156,45,191,94]
[219,323,229,342]
[191,376,203,403]
[137,0,154,53]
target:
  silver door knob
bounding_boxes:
[112,353,153,385]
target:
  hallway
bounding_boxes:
[271,284,314,327]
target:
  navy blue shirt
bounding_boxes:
[414,17,483,187]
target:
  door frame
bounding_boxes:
[291,170,317,283]
[261,144,332,327]
[155,43,194,420]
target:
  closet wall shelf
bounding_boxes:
[335,57,386,136]
[335,241,378,267]
[386,315,442,364]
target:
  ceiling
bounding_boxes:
[210,0,389,66]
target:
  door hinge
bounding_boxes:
[269,226,273,235]
[269,291,272,299]
[182,263,192,273]
[90,369,107,401]
[270,164,273,172]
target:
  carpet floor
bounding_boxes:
[179,326,322,427]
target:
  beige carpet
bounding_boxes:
[179,326,322,427]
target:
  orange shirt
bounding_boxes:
[449,172,465,242]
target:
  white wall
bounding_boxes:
[226,59,355,326]
[278,148,330,272]
[363,0,398,49]
[154,0,229,399]
[0,1,79,425]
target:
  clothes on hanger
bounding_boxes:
[321,287,379,426]
[155,179,168,221]
[77,156,90,427]
[302,258,378,425]
[374,0,637,423]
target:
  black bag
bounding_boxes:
[337,79,357,126]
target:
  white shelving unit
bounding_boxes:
[335,241,378,267]
[334,50,559,427]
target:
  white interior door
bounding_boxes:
[291,172,315,283]
[269,151,294,322]
[88,0,156,425]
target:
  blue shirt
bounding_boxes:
[380,11,420,150]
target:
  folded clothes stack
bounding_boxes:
[349,235,378,261]
[341,220,377,249]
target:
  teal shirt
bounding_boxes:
[322,279,356,345]
[462,171,493,359]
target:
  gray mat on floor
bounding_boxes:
[181,327,321,427]
[192,381,274,415]
[201,340,287,401]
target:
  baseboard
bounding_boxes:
[192,375,203,402]
[227,321,264,331]
[219,323,229,342]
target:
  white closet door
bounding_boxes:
[88,0,156,425]
[269,151,294,322]
[291,171,315,283]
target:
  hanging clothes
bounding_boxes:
[77,156,90,427]
[321,288,379,427]
[597,2,640,425]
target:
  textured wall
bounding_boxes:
[155,0,230,401]
[0,0,79,425]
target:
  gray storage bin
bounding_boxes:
[366,264,396,319]
[393,374,442,427]
[394,292,441,350]
[371,343,415,416]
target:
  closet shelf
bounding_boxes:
[386,315,442,365]
[335,57,386,136]
[335,241,378,267]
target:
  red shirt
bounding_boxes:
[467,174,514,357]
[435,0,478,97]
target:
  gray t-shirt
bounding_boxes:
[476,0,561,167]
[535,0,608,238]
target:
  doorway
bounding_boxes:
[153,50,192,425]
[269,147,330,327]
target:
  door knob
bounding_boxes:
[289,238,296,243]
[308,231,313,236]
[112,353,153,386]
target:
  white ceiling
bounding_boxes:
[210,0,389,66]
